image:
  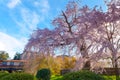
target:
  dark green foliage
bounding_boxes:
[13,52,21,60]
[62,70,105,80]
[0,71,9,78]
[0,73,34,80]
[0,51,9,60]
[36,68,51,80]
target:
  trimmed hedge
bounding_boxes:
[36,68,51,80]
[0,73,34,80]
[62,70,105,80]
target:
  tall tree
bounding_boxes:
[24,53,61,75]
[91,1,120,79]
[0,51,9,60]
[23,0,120,79]
[13,52,21,60]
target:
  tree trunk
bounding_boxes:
[83,60,90,70]
[112,58,119,80]
[114,60,119,80]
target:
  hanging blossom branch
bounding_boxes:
[23,1,120,77]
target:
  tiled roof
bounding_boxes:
[0,60,26,62]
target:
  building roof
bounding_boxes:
[0,60,26,62]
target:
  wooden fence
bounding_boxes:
[60,68,120,75]
[102,68,120,75]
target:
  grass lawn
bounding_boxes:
[50,75,119,80]
[0,72,119,80]
[103,75,119,80]
[51,75,63,80]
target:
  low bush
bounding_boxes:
[0,71,9,79]
[62,70,105,80]
[0,71,9,73]
[0,73,9,79]
[0,73,34,80]
[36,68,51,80]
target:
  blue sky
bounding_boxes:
[0,0,106,59]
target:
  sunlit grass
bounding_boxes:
[0,72,119,80]
[103,75,120,80]
[50,75,119,80]
[51,75,63,80]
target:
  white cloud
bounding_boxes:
[21,8,40,30]
[34,0,50,13]
[0,32,27,59]
[7,0,21,9]
[11,7,43,35]
[9,0,50,35]
[41,0,50,13]
[0,0,51,59]
[14,8,44,34]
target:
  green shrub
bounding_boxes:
[0,73,34,80]
[0,71,9,73]
[36,68,51,80]
[62,70,105,80]
[0,71,9,78]
[0,73,9,79]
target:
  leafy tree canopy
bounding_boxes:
[13,52,21,60]
[0,51,9,60]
